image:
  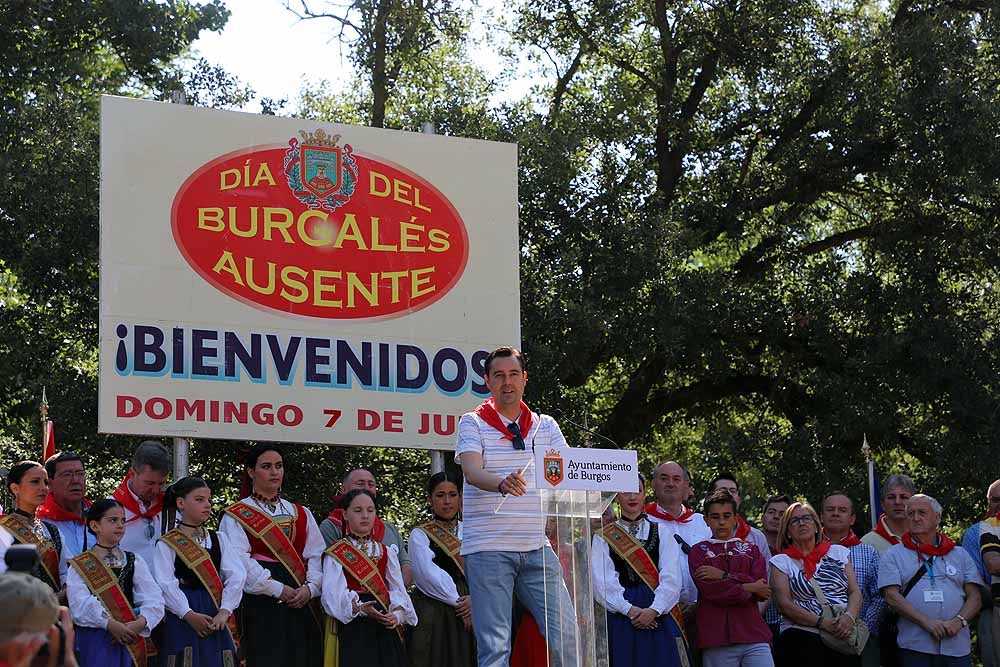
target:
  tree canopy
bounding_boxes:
[2,0,998,532]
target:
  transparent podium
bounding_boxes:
[496,483,617,667]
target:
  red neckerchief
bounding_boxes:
[780,539,832,580]
[325,504,387,542]
[644,503,694,523]
[901,532,956,558]
[111,472,164,523]
[474,398,534,442]
[734,515,752,540]
[873,514,902,545]
[826,530,861,547]
[35,494,91,524]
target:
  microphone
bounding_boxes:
[553,410,620,449]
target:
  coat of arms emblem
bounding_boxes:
[543,449,564,486]
[283,129,359,211]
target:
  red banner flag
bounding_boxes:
[43,420,55,461]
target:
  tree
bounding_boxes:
[506,0,1000,521]
[286,0,469,127]
[0,0,228,491]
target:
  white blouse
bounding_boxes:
[67,551,164,635]
[591,519,683,616]
[321,539,418,626]
[154,530,247,618]
[218,497,325,599]
[409,522,463,606]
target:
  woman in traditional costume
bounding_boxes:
[321,489,417,667]
[592,476,691,667]
[68,498,164,667]
[0,461,69,595]
[155,476,245,667]
[218,444,324,667]
[408,471,475,667]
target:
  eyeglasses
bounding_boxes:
[789,516,815,526]
[508,423,525,450]
[144,517,155,540]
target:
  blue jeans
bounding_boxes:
[466,547,579,667]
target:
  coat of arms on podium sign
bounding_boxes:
[543,449,564,486]
[283,129,359,211]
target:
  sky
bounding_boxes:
[191,0,524,115]
[192,0,355,112]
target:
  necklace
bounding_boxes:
[179,521,208,545]
[433,516,459,535]
[620,514,646,537]
[94,543,123,567]
[252,491,281,513]
[12,508,48,540]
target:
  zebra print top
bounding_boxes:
[770,543,851,633]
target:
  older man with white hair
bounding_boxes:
[879,494,983,667]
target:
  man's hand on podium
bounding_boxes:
[500,471,528,496]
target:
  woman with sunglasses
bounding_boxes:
[769,501,863,667]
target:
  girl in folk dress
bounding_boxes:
[68,499,164,667]
[592,478,690,667]
[322,489,417,667]
[218,444,325,667]
[408,471,476,667]
[0,461,70,595]
[155,476,246,667]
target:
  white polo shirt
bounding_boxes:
[455,410,567,556]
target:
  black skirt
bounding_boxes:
[408,587,475,667]
[340,593,408,667]
[238,561,323,667]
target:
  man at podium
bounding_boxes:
[456,346,578,667]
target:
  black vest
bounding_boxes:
[112,552,137,604]
[173,529,222,590]
[609,524,659,588]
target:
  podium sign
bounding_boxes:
[535,447,639,493]
[494,446,640,666]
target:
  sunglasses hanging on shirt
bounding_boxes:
[508,422,526,450]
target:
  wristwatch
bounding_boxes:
[956,614,968,628]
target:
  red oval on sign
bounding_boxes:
[171,138,469,320]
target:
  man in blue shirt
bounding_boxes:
[961,479,1000,667]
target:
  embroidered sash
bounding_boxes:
[602,522,690,646]
[224,502,307,585]
[418,521,464,576]
[601,523,659,592]
[0,515,60,589]
[69,551,154,666]
[326,540,392,611]
[159,529,239,643]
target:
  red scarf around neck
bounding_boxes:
[111,471,164,523]
[474,398,534,442]
[901,531,955,558]
[826,530,861,547]
[734,515,752,540]
[780,539,832,580]
[645,503,694,523]
[35,494,90,524]
[873,513,902,545]
[325,503,387,542]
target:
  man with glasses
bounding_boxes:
[111,440,170,573]
[36,452,92,558]
[456,346,577,667]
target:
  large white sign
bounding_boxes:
[534,447,640,492]
[98,96,519,450]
